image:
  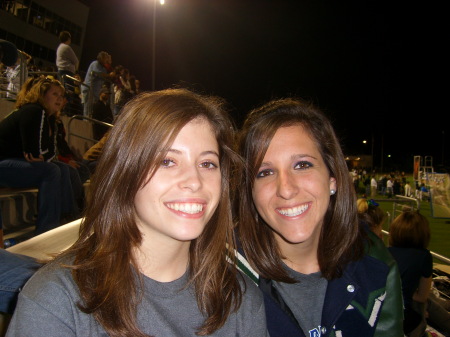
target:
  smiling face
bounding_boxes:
[252,124,336,251]
[43,84,64,115]
[134,118,221,247]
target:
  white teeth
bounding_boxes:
[166,203,203,214]
[277,204,309,217]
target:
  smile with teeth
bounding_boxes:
[277,203,309,217]
[166,203,204,214]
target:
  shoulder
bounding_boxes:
[18,103,44,112]
[16,104,45,119]
[234,271,268,335]
[20,256,80,306]
[343,230,399,290]
[364,229,396,268]
[238,270,263,301]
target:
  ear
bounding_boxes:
[329,177,337,191]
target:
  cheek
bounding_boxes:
[211,175,222,201]
[252,184,269,212]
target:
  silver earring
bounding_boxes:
[330,189,336,195]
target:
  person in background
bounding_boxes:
[0,249,41,315]
[235,98,403,337]
[92,87,113,140]
[82,51,111,117]
[0,77,79,234]
[82,132,108,175]
[404,181,412,197]
[5,50,31,99]
[134,78,142,94]
[0,43,47,322]
[357,198,387,239]
[388,211,433,337]
[386,177,394,198]
[113,67,133,116]
[371,175,378,198]
[55,30,78,82]
[6,89,267,337]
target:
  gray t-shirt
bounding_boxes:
[6,259,268,337]
[273,265,327,337]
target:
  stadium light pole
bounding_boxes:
[152,0,165,91]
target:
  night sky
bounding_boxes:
[80,0,447,172]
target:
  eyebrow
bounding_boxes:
[259,153,318,167]
[167,149,219,157]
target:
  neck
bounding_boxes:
[276,235,320,275]
[133,237,190,282]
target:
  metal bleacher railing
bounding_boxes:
[67,114,113,147]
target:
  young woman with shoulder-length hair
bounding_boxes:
[235,98,403,337]
[388,211,433,337]
[7,89,268,337]
[0,77,79,234]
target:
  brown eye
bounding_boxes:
[256,169,273,178]
[294,161,312,170]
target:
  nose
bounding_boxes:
[276,171,298,200]
[178,166,202,192]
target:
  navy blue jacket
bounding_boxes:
[237,231,404,337]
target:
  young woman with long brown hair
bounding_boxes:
[6,89,267,337]
[235,98,403,337]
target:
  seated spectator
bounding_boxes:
[0,249,41,315]
[0,77,80,235]
[82,132,108,175]
[357,198,387,239]
[92,87,113,140]
[388,211,432,337]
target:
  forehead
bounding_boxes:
[47,84,63,93]
[270,124,316,148]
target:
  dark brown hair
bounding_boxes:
[62,88,242,336]
[59,30,71,43]
[389,211,430,249]
[236,98,364,281]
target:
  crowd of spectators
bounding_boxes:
[2,32,141,124]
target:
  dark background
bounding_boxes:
[80,0,447,173]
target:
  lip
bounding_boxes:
[164,199,207,219]
[276,202,311,218]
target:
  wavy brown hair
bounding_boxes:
[16,76,64,110]
[235,98,364,281]
[61,88,242,337]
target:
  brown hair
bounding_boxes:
[59,30,71,43]
[62,89,242,336]
[389,211,430,249]
[17,76,64,110]
[236,98,364,281]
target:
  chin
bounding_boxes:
[277,230,312,245]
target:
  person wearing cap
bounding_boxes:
[92,86,113,140]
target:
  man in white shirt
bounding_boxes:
[56,31,78,82]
